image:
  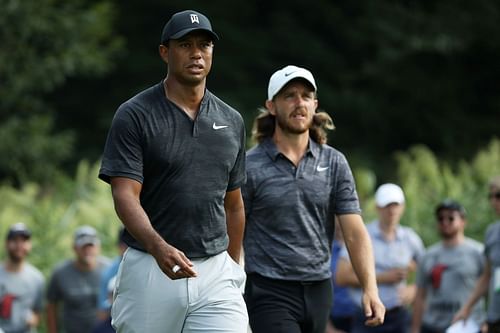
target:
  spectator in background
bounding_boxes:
[410,199,485,333]
[326,219,356,333]
[0,223,45,333]
[46,225,110,333]
[336,183,425,333]
[453,175,500,333]
[92,277,117,333]
[96,228,127,322]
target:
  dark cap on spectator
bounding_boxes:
[74,225,100,247]
[435,199,467,217]
[7,222,31,240]
[161,10,219,44]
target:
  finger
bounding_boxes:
[365,317,384,327]
[171,260,197,278]
[364,311,384,327]
[164,266,193,280]
[178,251,194,266]
[177,266,197,277]
[366,302,385,326]
[362,302,373,318]
[172,264,181,274]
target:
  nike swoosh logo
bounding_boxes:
[284,71,298,77]
[212,122,228,130]
[317,165,329,172]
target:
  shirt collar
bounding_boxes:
[262,137,319,161]
[371,220,405,241]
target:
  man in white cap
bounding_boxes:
[336,183,424,332]
[46,225,110,333]
[242,65,385,333]
[0,223,44,333]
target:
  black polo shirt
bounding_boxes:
[242,138,361,281]
[99,82,246,257]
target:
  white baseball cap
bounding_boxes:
[375,183,405,207]
[267,65,317,101]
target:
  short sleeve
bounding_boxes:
[46,270,61,303]
[333,154,361,214]
[409,229,425,263]
[227,118,246,191]
[33,274,45,312]
[99,102,145,184]
[415,254,428,288]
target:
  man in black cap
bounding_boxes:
[0,223,45,333]
[99,9,247,333]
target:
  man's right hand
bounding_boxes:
[451,306,471,325]
[151,242,197,280]
[362,291,386,327]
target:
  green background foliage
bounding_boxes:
[1,0,498,184]
[1,139,498,279]
[0,1,499,330]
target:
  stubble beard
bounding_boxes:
[8,252,25,264]
[275,112,312,135]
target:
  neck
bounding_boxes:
[442,233,465,247]
[74,260,96,272]
[378,220,397,240]
[163,78,206,119]
[5,259,24,272]
[272,129,309,166]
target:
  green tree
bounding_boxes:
[394,138,500,245]
[0,0,123,185]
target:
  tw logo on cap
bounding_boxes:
[190,14,199,24]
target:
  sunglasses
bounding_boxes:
[488,191,500,200]
[437,215,457,224]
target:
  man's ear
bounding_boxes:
[265,100,276,116]
[159,44,169,64]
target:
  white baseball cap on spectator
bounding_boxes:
[375,183,405,208]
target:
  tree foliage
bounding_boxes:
[0,0,123,185]
[0,160,121,278]
[44,0,500,184]
[354,138,500,246]
[0,0,499,186]
[0,139,497,280]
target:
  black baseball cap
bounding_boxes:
[435,199,467,217]
[7,222,32,240]
[161,10,219,44]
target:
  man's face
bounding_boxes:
[74,243,99,267]
[6,235,32,263]
[377,202,405,225]
[489,185,500,216]
[267,81,318,135]
[161,31,214,86]
[436,209,465,239]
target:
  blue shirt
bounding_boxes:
[341,220,424,309]
[98,256,122,311]
[331,241,357,318]
[243,138,361,281]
